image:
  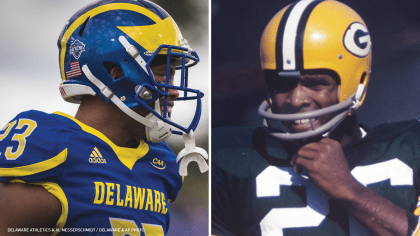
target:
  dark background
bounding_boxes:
[212,0,420,129]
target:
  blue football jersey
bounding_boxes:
[0,110,182,236]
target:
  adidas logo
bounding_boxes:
[89,147,107,164]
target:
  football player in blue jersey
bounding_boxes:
[0,0,208,235]
[212,1,420,236]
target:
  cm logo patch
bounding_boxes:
[343,22,371,58]
[150,158,166,170]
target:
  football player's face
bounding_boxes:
[268,72,339,133]
[150,60,179,114]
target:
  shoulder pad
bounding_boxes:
[365,119,420,141]
[0,110,80,180]
[145,141,182,201]
[212,126,280,178]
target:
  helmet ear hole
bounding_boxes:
[103,62,124,80]
[358,72,369,105]
[360,72,367,86]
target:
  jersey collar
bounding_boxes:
[54,111,149,170]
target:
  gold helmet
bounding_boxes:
[258,0,372,141]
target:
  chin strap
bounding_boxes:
[325,84,365,138]
[350,84,365,112]
[176,130,208,176]
[118,35,174,143]
[82,65,154,127]
[82,65,174,143]
[145,99,172,143]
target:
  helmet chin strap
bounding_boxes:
[118,35,208,176]
[324,84,365,138]
[82,65,154,127]
[82,65,173,143]
[144,99,172,143]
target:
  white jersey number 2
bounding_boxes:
[256,158,413,236]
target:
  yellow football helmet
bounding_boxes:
[258,0,372,141]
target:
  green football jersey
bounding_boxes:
[212,120,420,236]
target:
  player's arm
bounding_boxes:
[0,112,69,235]
[331,181,412,236]
[0,182,61,236]
[291,138,412,236]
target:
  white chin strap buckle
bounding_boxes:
[351,84,365,111]
[145,112,172,143]
[176,130,209,176]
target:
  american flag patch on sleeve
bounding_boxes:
[65,61,82,79]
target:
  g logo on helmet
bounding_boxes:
[343,22,371,58]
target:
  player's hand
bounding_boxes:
[290,138,359,200]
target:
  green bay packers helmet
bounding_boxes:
[258,0,372,141]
